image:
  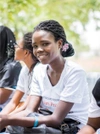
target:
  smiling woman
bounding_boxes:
[32,30,58,64]
[0,20,90,134]
[32,30,74,65]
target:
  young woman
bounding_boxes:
[0,32,39,115]
[0,26,22,111]
[0,20,90,133]
[77,78,100,134]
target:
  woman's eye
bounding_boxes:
[33,45,37,49]
[43,43,49,46]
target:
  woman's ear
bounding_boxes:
[24,50,30,57]
[58,39,63,49]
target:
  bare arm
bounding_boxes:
[0,95,42,130]
[13,100,73,128]
[77,125,95,134]
[0,99,73,129]
[10,95,30,115]
[38,100,74,128]
[77,117,100,134]
[0,90,24,115]
[87,117,100,130]
[0,88,13,104]
[54,100,74,121]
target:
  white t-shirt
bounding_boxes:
[16,65,31,101]
[30,60,90,127]
[89,95,100,117]
[96,128,100,134]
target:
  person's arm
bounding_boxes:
[0,90,24,115]
[0,95,42,131]
[77,117,100,134]
[13,100,73,127]
[0,96,73,131]
[77,125,95,134]
[77,80,100,134]
[0,62,21,105]
[9,95,30,115]
[87,117,100,131]
[0,88,13,104]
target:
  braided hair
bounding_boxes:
[23,32,39,72]
[0,25,16,59]
[33,20,75,57]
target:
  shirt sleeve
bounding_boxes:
[92,78,100,107]
[16,67,25,93]
[30,75,42,96]
[30,65,42,96]
[0,62,22,90]
[89,95,100,117]
[60,69,88,103]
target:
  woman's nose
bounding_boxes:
[37,46,43,52]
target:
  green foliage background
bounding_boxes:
[0,0,100,54]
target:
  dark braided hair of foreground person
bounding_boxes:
[33,20,75,57]
[22,32,39,72]
[0,25,16,60]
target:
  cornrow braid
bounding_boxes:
[33,20,66,43]
[23,32,33,52]
[23,32,39,72]
[33,20,75,57]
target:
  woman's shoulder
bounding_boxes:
[66,60,85,71]
[19,65,29,74]
[5,60,22,70]
[67,60,82,68]
[12,61,22,68]
[64,60,86,77]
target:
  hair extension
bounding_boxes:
[23,32,39,73]
[33,20,75,57]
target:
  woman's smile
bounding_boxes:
[37,53,48,61]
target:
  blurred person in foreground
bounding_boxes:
[0,26,22,111]
[77,78,100,134]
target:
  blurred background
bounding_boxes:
[0,0,100,74]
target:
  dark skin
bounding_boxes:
[77,117,100,134]
[0,30,74,131]
[87,117,100,129]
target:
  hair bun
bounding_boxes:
[61,41,75,57]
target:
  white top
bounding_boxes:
[89,95,100,117]
[16,65,31,101]
[96,128,100,134]
[30,60,90,127]
[17,63,39,101]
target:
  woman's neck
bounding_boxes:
[24,57,35,70]
[48,57,65,74]
[47,57,66,86]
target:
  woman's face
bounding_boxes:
[32,30,62,64]
[14,39,26,61]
